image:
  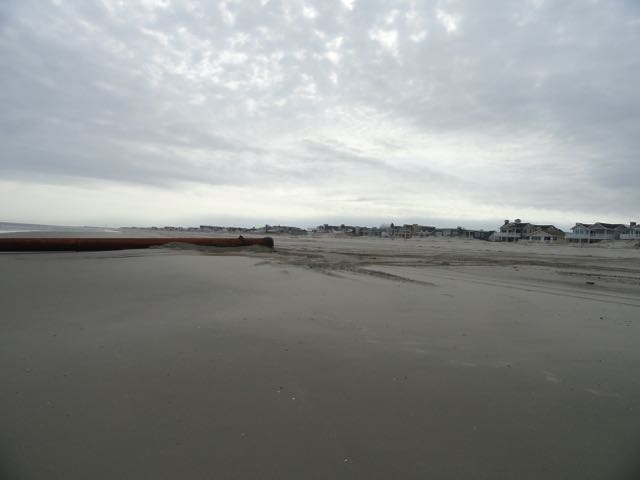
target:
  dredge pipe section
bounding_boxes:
[0,236,275,252]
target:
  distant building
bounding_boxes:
[200,225,224,232]
[526,228,565,243]
[566,222,630,243]
[465,229,494,241]
[265,225,307,235]
[315,224,342,233]
[354,226,383,237]
[434,227,491,240]
[433,228,458,237]
[621,222,640,240]
[493,219,564,242]
[410,224,436,236]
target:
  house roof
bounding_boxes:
[575,222,627,229]
[502,222,532,228]
[528,228,565,236]
[594,222,626,229]
[573,222,627,230]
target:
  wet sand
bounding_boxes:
[1,234,640,479]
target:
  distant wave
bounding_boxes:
[0,229,42,234]
[0,222,121,234]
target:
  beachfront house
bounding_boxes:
[493,219,533,242]
[354,226,384,236]
[565,222,629,243]
[315,224,342,233]
[526,228,565,243]
[493,219,564,242]
[468,230,494,241]
[387,223,436,238]
[621,222,640,240]
[415,225,437,236]
[433,228,457,237]
[265,225,307,235]
[434,227,492,240]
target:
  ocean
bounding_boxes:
[0,222,120,234]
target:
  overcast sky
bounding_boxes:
[1,0,638,228]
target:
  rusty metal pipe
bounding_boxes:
[0,236,274,252]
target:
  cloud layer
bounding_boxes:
[1,0,639,227]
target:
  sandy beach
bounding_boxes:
[1,233,640,479]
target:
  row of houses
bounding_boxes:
[314,223,494,240]
[149,219,640,244]
[199,224,307,235]
[493,219,640,243]
[566,222,640,242]
[313,219,640,243]
[261,225,307,235]
[492,220,566,243]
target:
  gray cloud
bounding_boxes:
[0,0,639,226]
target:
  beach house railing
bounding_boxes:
[566,233,620,241]
[493,232,521,239]
[620,233,640,240]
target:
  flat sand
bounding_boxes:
[1,234,640,479]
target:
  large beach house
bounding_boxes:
[493,219,565,242]
[621,222,640,240]
[565,222,631,243]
